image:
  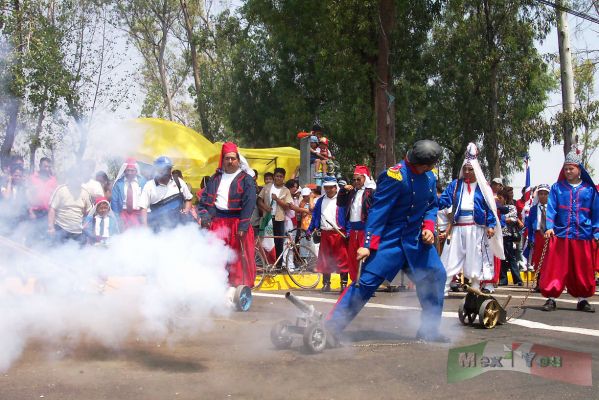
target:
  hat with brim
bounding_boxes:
[322,176,337,187]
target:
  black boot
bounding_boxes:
[321,274,331,293]
[576,299,595,313]
[542,298,556,311]
[339,272,348,293]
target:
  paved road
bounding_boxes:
[1,287,598,400]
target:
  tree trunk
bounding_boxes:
[486,61,501,178]
[29,103,47,173]
[180,0,213,141]
[1,0,24,169]
[374,0,395,175]
[556,0,576,156]
[1,99,21,169]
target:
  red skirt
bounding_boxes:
[210,217,256,287]
[346,230,365,281]
[317,230,349,274]
[539,237,596,298]
[120,210,142,229]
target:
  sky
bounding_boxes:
[509,10,599,192]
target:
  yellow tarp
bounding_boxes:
[131,118,300,187]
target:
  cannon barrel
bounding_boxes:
[285,292,319,316]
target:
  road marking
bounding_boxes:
[253,292,599,338]
[447,292,599,305]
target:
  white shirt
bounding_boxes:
[122,178,142,210]
[349,188,364,222]
[460,181,478,211]
[437,207,450,232]
[216,170,241,210]
[269,185,283,216]
[82,179,104,200]
[536,203,546,231]
[320,194,339,230]
[140,178,193,209]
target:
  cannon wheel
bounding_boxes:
[479,299,501,329]
[233,285,252,312]
[303,322,327,354]
[458,298,476,325]
[271,320,294,349]
[458,303,477,326]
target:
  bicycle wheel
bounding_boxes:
[253,246,268,289]
[286,244,321,289]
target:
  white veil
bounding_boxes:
[459,143,505,260]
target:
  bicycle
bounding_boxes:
[254,228,321,289]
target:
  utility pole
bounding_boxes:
[556,0,576,155]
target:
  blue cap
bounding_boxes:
[154,156,173,169]
[322,176,338,187]
[310,135,319,143]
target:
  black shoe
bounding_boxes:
[340,283,347,293]
[481,288,491,294]
[416,329,450,343]
[576,300,595,313]
[516,282,523,287]
[321,283,331,293]
[533,286,541,293]
[498,282,508,286]
[542,299,556,311]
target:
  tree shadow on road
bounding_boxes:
[70,345,207,373]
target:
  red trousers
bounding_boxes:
[120,210,142,229]
[317,230,349,274]
[530,231,547,270]
[346,230,365,281]
[210,217,256,287]
[539,237,596,298]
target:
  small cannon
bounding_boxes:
[458,285,511,329]
[270,292,328,353]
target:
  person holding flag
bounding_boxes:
[540,150,598,313]
[524,184,550,290]
[337,165,376,284]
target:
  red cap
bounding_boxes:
[219,142,239,169]
[125,157,137,169]
[95,196,109,206]
[319,137,329,145]
[353,165,371,177]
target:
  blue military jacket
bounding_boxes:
[362,161,441,280]
[438,179,496,228]
[546,180,598,240]
[364,161,437,248]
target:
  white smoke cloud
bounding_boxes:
[0,225,235,372]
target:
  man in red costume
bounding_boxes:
[337,165,376,284]
[198,142,257,288]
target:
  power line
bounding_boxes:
[534,0,599,25]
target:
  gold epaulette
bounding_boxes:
[387,164,403,181]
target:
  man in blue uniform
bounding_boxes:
[326,140,448,343]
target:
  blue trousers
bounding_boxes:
[326,241,446,335]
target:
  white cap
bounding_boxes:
[491,178,503,185]
[301,187,312,196]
